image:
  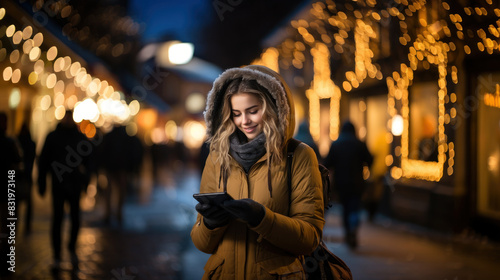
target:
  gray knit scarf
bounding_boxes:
[229,131,266,173]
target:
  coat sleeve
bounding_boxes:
[190,152,229,254]
[252,144,325,255]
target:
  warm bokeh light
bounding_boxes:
[28,72,38,85]
[10,49,19,63]
[151,127,166,144]
[391,166,403,179]
[66,95,78,110]
[385,155,394,166]
[33,33,43,46]
[46,73,57,88]
[183,120,206,149]
[22,26,33,39]
[34,59,45,74]
[9,88,21,109]
[6,24,15,37]
[54,105,66,120]
[70,61,81,76]
[185,92,205,114]
[165,120,178,141]
[11,69,21,83]
[47,46,58,61]
[129,100,140,116]
[87,78,100,96]
[74,98,100,123]
[23,39,34,54]
[54,92,65,107]
[136,109,157,131]
[3,66,12,81]
[97,98,130,124]
[13,30,23,44]
[126,122,138,136]
[29,46,41,61]
[252,47,280,73]
[391,115,403,136]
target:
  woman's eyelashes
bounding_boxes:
[232,110,258,118]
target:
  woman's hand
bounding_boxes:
[195,203,233,229]
[222,199,265,227]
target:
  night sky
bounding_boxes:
[128,0,309,69]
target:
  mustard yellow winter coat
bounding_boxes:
[191,65,324,279]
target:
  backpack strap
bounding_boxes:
[286,138,301,193]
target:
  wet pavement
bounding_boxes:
[5,168,500,280]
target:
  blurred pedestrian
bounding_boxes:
[17,123,36,234]
[191,65,324,279]
[38,111,91,268]
[99,125,143,225]
[0,112,21,277]
[323,120,373,249]
[295,120,321,161]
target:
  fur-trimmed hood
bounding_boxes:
[204,65,295,146]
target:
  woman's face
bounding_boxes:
[230,92,264,141]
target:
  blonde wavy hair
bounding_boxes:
[209,78,284,175]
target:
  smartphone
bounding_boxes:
[193,192,234,206]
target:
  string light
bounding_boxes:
[392,37,449,181]
[251,47,280,73]
[1,7,141,133]
[307,42,340,143]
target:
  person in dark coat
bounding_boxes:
[295,120,321,161]
[323,120,373,249]
[17,123,36,234]
[99,125,143,225]
[38,111,91,268]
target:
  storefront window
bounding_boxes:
[349,95,390,180]
[349,95,389,152]
[477,73,500,218]
[409,82,439,162]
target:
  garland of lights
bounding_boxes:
[0,6,139,139]
[253,0,500,181]
[306,42,340,141]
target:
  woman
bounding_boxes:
[191,65,325,279]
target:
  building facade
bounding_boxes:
[253,0,500,239]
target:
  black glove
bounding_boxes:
[222,199,265,227]
[195,203,232,230]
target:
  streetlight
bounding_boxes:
[156,40,194,66]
